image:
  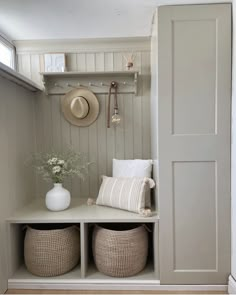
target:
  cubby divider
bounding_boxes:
[80,222,88,278]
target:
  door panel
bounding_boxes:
[173,161,216,271]
[158,4,231,284]
[173,20,216,135]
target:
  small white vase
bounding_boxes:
[45,183,71,211]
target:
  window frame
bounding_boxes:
[0,34,16,70]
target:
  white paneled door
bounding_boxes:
[158,4,231,284]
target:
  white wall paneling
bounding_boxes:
[0,76,36,293]
[17,45,151,200]
[34,92,151,200]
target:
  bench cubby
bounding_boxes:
[6,198,159,290]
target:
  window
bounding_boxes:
[0,35,16,69]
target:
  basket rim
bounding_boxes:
[26,225,79,233]
[94,224,145,234]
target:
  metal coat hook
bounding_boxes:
[89,82,99,87]
[77,82,86,87]
[66,83,80,88]
[66,82,87,89]
[54,83,63,88]
[122,81,134,87]
[100,82,110,87]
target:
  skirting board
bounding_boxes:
[228,275,236,294]
[8,281,228,292]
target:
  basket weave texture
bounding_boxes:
[24,225,80,277]
[92,224,148,277]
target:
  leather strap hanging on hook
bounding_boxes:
[107,81,118,128]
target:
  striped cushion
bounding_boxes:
[96,176,155,213]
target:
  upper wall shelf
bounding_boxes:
[0,62,42,92]
[40,71,139,95]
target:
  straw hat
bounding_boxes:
[61,88,99,127]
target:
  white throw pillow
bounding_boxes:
[96,176,155,214]
[113,159,153,178]
[112,159,153,208]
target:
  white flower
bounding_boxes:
[51,157,58,164]
[58,159,65,165]
[52,166,61,174]
[47,159,53,165]
[47,158,58,165]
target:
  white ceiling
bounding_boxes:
[0,0,232,41]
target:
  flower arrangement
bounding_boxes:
[32,149,89,184]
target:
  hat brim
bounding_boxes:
[61,88,99,127]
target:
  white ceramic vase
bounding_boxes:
[45,183,71,211]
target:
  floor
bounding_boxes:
[5,290,227,294]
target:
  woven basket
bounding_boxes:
[92,224,148,277]
[24,225,80,277]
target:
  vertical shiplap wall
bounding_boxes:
[17,42,151,199]
[0,76,36,293]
